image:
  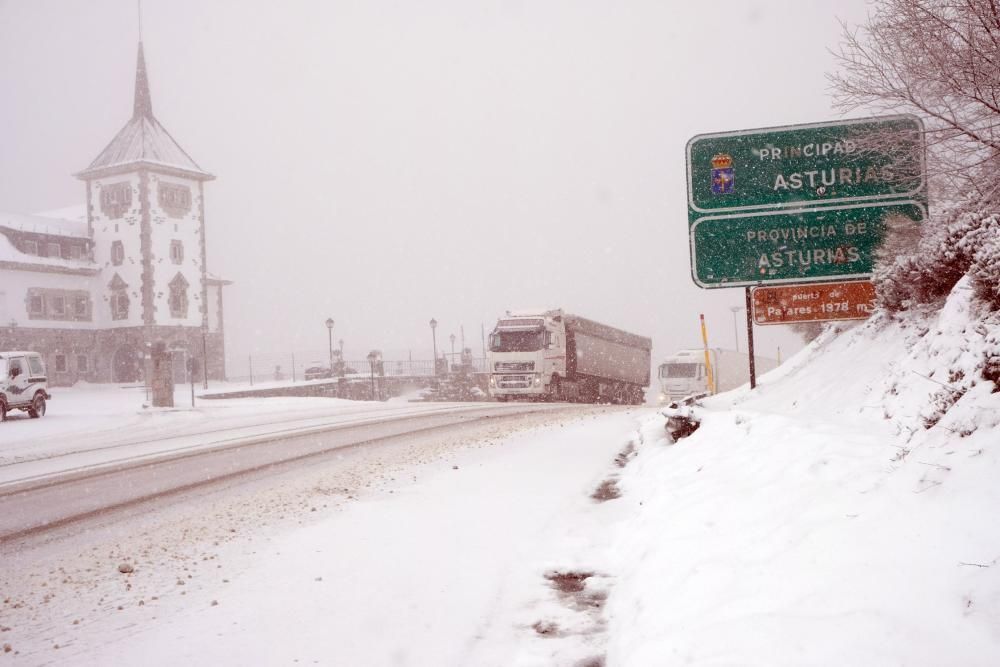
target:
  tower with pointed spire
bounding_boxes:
[73,40,227,383]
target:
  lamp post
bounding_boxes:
[429,318,438,376]
[449,333,456,373]
[729,306,742,352]
[367,350,378,400]
[325,318,335,375]
[201,323,209,390]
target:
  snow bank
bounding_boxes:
[606,280,1000,665]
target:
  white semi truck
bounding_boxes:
[657,348,780,402]
[488,309,651,404]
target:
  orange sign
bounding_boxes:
[752,280,876,325]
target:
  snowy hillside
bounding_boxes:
[606,277,1000,665]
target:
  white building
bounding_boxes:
[0,42,230,385]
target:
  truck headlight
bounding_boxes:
[534,375,541,386]
[490,376,496,386]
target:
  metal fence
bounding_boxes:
[225,351,489,385]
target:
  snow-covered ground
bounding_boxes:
[3,279,999,665]
[1,404,642,665]
[0,382,492,482]
[607,278,1000,665]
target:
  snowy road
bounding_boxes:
[0,401,576,540]
[0,403,647,665]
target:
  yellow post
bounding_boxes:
[699,314,715,394]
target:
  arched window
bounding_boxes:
[169,273,189,319]
[109,273,129,321]
[111,240,124,266]
[170,240,184,264]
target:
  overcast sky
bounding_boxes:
[0,0,873,367]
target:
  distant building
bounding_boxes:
[0,42,230,385]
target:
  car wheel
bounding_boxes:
[0,401,6,422]
[28,394,46,418]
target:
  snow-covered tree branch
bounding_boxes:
[829,0,1000,311]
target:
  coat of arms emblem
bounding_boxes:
[710,153,734,195]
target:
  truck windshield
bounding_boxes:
[490,330,543,352]
[662,362,697,378]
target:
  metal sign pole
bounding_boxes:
[745,286,757,389]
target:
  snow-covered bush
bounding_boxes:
[832,0,1000,314]
[873,204,973,311]
[966,213,1000,310]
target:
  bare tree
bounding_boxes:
[829,0,1000,199]
[830,0,1000,311]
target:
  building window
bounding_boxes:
[50,295,66,317]
[46,242,61,258]
[74,295,89,318]
[77,355,88,372]
[158,182,192,218]
[111,292,130,320]
[26,289,92,322]
[111,240,124,265]
[170,240,184,264]
[70,245,83,260]
[100,182,132,219]
[169,273,189,319]
[23,240,37,255]
[55,355,67,373]
[109,273,130,321]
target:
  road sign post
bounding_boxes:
[687,115,925,289]
[690,201,924,287]
[752,280,876,325]
[685,114,925,391]
[745,287,756,389]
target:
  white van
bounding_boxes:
[0,351,51,421]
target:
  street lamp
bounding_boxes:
[729,306,742,352]
[449,333,456,372]
[367,350,379,400]
[429,318,438,376]
[201,323,209,390]
[325,318,335,375]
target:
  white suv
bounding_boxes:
[0,351,51,422]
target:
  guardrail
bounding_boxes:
[225,354,489,385]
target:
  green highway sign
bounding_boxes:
[686,115,925,216]
[690,201,925,288]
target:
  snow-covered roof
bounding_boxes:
[76,43,212,181]
[0,233,96,274]
[0,210,88,239]
[0,214,96,274]
[35,204,87,224]
[80,114,211,179]
[206,272,233,286]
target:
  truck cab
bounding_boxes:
[658,349,713,403]
[488,310,566,400]
[1,351,51,421]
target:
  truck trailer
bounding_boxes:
[488,309,651,404]
[657,348,780,402]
